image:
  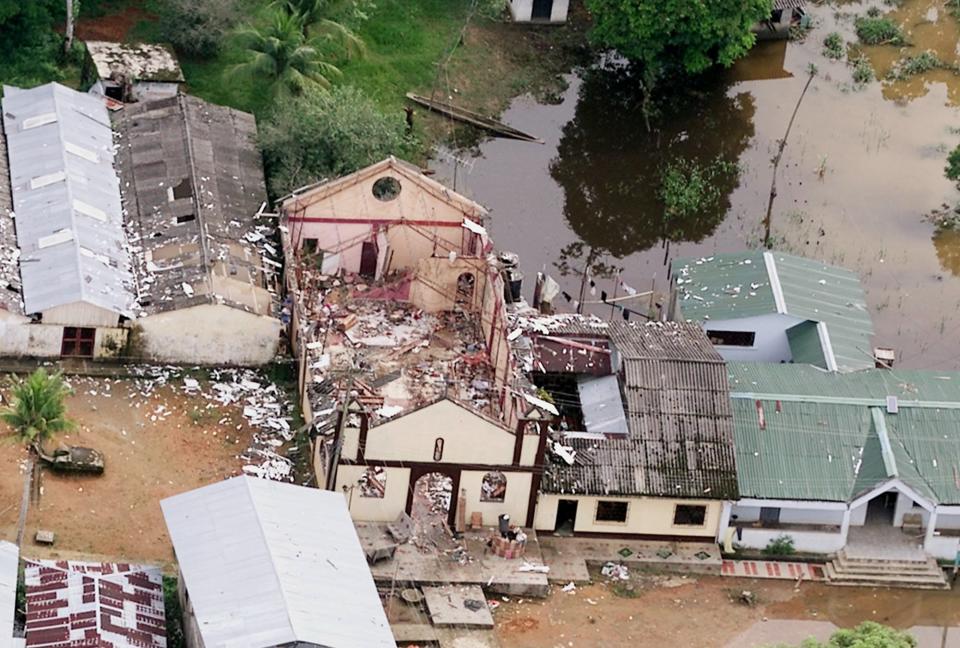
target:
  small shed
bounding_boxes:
[509,0,569,23]
[161,476,396,648]
[83,41,184,102]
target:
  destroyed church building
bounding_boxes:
[0,82,280,365]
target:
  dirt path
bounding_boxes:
[0,375,254,565]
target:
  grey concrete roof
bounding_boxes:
[85,41,184,83]
[161,476,395,648]
[0,541,18,648]
[113,95,276,317]
[2,83,135,316]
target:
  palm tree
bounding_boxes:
[231,9,349,96]
[1,369,73,450]
[271,0,365,57]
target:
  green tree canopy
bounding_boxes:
[258,84,410,198]
[585,0,773,75]
[773,622,917,648]
[0,0,64,86]
[1,369,73,448]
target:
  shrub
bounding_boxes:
[946,144,960,183]
[155,0,241,57]
[822,32,844,59]
[851,56,875,84]
[855,16,905,45]
[259,85,411,198]
[888,50,944,80]
[762,534,796,556]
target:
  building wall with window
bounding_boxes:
[0,313,127,360]
[696,313,804,363]
[533,494,723,540]
[509,0,570,23]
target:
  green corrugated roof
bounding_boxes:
[786,322,827,369]
[672,251,874,372]
[730,363,960,504]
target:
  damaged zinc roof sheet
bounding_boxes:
[543,436,646,496]
[113,95,276,317]
[161,476,395,648]
[85,41,184,83]
[2,82,135,317]
[0,123,22,314]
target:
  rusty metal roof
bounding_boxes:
[113,95,276,317]
[543,436,645,495]
[24,560,166,648]
[85,41,184,83]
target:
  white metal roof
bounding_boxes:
[0,541,18,648]
[161,476,395,648]
[1,82,135,316]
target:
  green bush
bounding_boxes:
[855,16,904,45]
[0,0,65,87]
[259,84,411,198]
[156,0,241,57]
[822,32,844,59]
[163,576,185,648]
[851,56,875,84]
[946,144,960,183]
[762,534,796,556]
[888,50,944,80]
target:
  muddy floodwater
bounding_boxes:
[434,0,960,369]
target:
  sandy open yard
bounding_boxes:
[0,370,296,565]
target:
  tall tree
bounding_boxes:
[586,0,772,75]
[232,9,343,96]
[1,369,73,450]
[271,0,366,58]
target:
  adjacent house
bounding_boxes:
[161,476,396,648]
[508,0,570,23]
[83,41,184,103]
[279,156,489,280]
[754,0,807,41]
[1,82,136,359]
[329,396,551,529]
[23,560,166,647]
[669,251,874,372]
[523,318,739,541]
[0,542,19,648]
[113,95,281,365]
[724,362,960,568]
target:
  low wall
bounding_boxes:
[737,527,845,555]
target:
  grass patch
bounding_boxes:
[851,55,875,85]
[855,15,905,45]
[822,32,844,60]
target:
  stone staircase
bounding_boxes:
[825,550,949,590]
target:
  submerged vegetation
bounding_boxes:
[855,15,905,45]
[822,32,844,59]
[887,50,950,80]
[851,55,875,85]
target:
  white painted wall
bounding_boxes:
[737,527,846,554]
[336,464,411,522]
[508,0,570,23]
[849,501,868,526]
[137,303,281,366]
[926,534,960,560]
[460,470,532,526]
[0,312,126,359]
[131,81,179,102]
[42,301,120,328]
[696,313,804,363]
[731,504,844,526]
[535,494,722,538]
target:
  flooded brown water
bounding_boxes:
[434,0,960,369]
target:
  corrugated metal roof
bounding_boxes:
[577,375,628,434]
[0,541,17,648]
[786,321,827,369]
[2,82,135,316]
[673,251,874,372]
[0,124,22,314]
[543,436,645,495]
[161,476,395,648]
[730,363,960,504]
[114,95,274,317]
[774,0,806,10]
[24,560,165,647]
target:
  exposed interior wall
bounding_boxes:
[460,470,532,526]
[508,0,570,22]
[130,81,180,102]
[534,494,722,538]
[409,256,487,313]
[694,313,804,363]
[137,303,280,366]
[41,301,121,328]
[336,464,411,522]
[363,399,515,464]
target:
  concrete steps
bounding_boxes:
[825,551,949,590]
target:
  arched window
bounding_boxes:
[481,471,507,502]
[358,466,386,498]
[433,438,444,461]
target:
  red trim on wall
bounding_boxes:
[286,217,464,227]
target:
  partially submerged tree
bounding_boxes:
[770,621,916,648]
[1,369,73,449]
[259,85,409,197]
[231,9,347,97]
[586,0,771,75]
[945,144,960,185]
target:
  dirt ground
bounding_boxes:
[74,5,154,42]
[0,374,256,565]
[493,572,960,648]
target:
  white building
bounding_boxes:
[508,0,570,23]
[84,41,184,103]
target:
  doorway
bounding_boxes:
[866,491,897,525]
[61,327,95,357]
[359,240,378,278]
[554,499,578,536]
[531,0,553,20]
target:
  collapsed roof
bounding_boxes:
[1,82,136,317]
[85,41,184,83]
[113,95,277,317]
